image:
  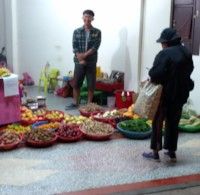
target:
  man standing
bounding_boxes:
[142,28,194,162]
[66,10,101,109]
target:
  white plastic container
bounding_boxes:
[107,96,116,108]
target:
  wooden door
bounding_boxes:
[172,0,195,51]
[192,0,200,55]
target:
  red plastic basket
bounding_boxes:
[79,109,103,118]
[115,90,134,109]
[45,110,64,122]
[57,125,83,142]
[92,116,116,128]
[79,126,114,141]
[26,134,57,148]
[21,119,37,126]
[0,134,23,151]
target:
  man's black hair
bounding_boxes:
[83,10,94,17]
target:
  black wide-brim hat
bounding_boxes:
[157,28,181,43]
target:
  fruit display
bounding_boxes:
[80,120,114,140]
[26,128,57,147]
[93,109,129,128]
[0,131,22,150]
[79,103,104,117]
[63,114,88,125]
[118,119,150,132]
[123,104,140,119]
[45,110,64,122]
[57,124,83,142]
[33,108,47,117]
[32,121,60,131]
[20,107,38,125]
[6,124,31,135]
[0,67,11,77]
[95,109,121,118]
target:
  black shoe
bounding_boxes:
[142,152,160,162]
[164,151,177,163]
[65,103,78,110]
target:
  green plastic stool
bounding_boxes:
[80,90,103,105]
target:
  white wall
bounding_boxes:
[191,57,200,111]
[141,0,172,81]
[0,0,18,72]
[16,0,142,90]
[0,0,5,53]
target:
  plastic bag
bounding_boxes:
[134,81,163,120]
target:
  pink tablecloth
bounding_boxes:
[0,78,21,125]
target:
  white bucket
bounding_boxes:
[107,96,116,108]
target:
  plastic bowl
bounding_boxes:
[21,119,37,126]
[26,134,57,148]
[58,132,83,142]
[79,126,114,141]
[117,122,152,139]
[178,125,200,133]
[79,109,104,118]
[0,134,23,151]
[32,121,49,128]
[45,110,64,122]
[57,125,83,142]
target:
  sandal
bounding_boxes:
[142,151,160,162]
[65,103,78,110]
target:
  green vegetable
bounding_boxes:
[119,119,150,132]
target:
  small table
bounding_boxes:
[95,81,124,105]
[95,81,124,93]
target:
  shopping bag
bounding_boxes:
[134,81,163,120]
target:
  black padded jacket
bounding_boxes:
[149,44,194,106]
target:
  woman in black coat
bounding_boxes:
[143,28,194,162]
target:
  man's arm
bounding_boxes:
[72,30,86,63]
[72,30,79,54]
[75,29,101,61]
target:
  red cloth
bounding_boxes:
[95,82,124,92]
[69,79,124,93]
[0,78,21,125]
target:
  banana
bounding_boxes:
[0,68,11,77]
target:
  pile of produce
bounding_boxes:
[122,104,140,119]
[81,120,114,136]
[20,107,38,124]
[6,124,31,135]
[0,131,22,150]
[45,110,64,122]
[33,108,47,117]
[94,109,121,119]
[0,67,11,77]
[118,119,150,132]
[35,122,60,131]
[79,103,104,116]
[179,115,200,130]
[93,109,129,128]
[57,124,83,141]
[63,114,88,125]
[27,128,57,145]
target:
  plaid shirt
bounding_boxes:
[73,26,101,63]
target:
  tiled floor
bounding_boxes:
[1,86,200,195]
